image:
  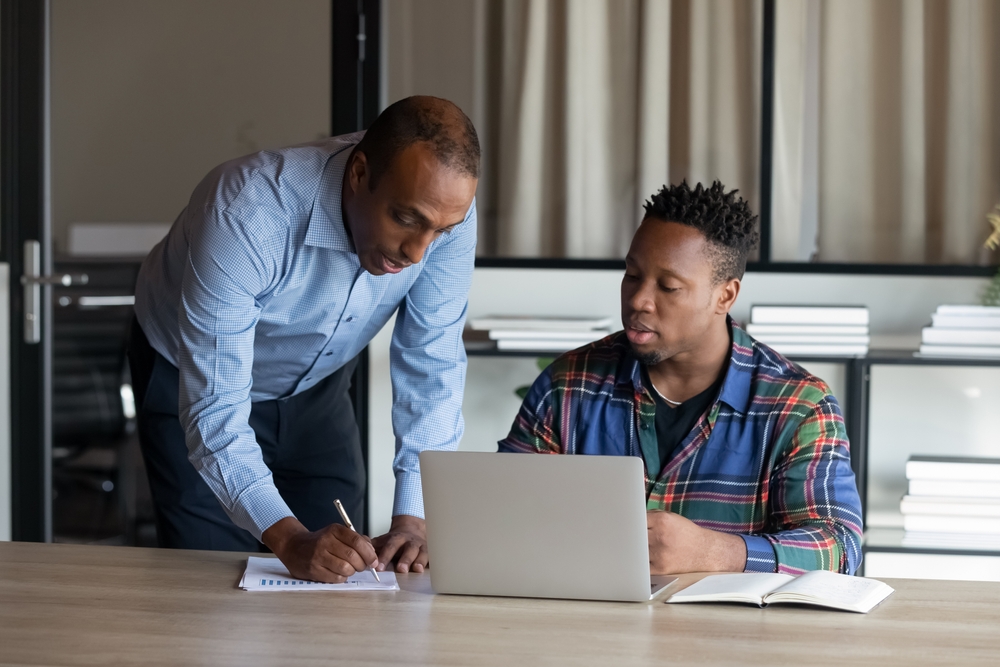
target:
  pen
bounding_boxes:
[333,499,381,583]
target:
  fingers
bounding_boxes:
[410,546,429,573]
[324,525,379,573]
[375,533,409,571]
[394,541,421,573]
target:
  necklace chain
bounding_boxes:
[650,382,683,407]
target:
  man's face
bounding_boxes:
[621,218,738,365]
[343,142,477,276]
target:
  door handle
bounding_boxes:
[21,240,89,344]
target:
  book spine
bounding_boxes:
[495,339,589,351]
[931,314,1000,329]
[918,345,1000,358]
[922,327,1000,346]
[745,324,869,336]
[906,461,1000,482]
[749,307,869,326]
[751,335,870,345]
[936,305,1000,317]
[900,497,1000,517]
[907,479,1000,498]
[903,515,1000,534]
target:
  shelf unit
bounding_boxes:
[466,340,1000,576]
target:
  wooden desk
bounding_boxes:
[1,542,998,666]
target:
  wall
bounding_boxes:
[50,0,331,254]
[367,267,991,535]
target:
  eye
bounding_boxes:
[659,284,678,293]
[393,212,417,227]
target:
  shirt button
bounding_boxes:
[345,316,355,322]
[305,377,312,381]
[325,351,333,356]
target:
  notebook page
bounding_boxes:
[766,571,892,611]
[667,573,794,604]
[240,556,399,592]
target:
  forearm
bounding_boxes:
[700,529,748,572]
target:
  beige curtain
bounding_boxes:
[773,0,1000,264]
[480,0,762,258]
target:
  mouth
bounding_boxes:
[377,252,408,275]
[624,322,657,346]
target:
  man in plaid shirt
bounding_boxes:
[499,181,863,576]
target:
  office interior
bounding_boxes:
[2,0,1000,588]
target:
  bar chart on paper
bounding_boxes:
[239,556,399,592]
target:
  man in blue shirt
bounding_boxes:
[130,96,479,582]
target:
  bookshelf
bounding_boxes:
[465,340,1000,579]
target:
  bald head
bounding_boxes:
[355,95,480,190]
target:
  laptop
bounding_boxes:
[420,451,675,602]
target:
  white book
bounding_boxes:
[936,305,1000,317]
[752,334,870,345]
[903,515,1000,535]
[749,305,869,326]
[495,339,594,352]
[901,531,1000,549]
[469,315,614,331]
[666,571,893,614]
[900,496,1000,517]
[745,324,869,336]
[906,456,1000,482]
[931,313,1000,329]
[487,329,609,341]
[762,343,868,357]
[922,327,1000,346]
[918,344,1000,359]
[908,479,1000,498]
[239,556,399,592]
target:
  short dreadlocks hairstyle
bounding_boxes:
[642,180,759,283]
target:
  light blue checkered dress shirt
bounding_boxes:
[134,133,476,539]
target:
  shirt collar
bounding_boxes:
[305,140,358,252]
[620,316,753,415]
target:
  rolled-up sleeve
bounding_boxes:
[388,203,477,518]
[749,396,864,575]
[177,204,293,540]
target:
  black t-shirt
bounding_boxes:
[642,363,726,474]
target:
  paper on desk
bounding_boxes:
[239,556,399,592]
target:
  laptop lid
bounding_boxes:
[421,451,661,602]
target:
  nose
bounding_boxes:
[625,279,656,314]
[400,229,437,265]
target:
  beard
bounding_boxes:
[632,346,669,367]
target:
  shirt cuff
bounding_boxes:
[230,481,295,541]
[741,534,778,573]
[392,470,425,519]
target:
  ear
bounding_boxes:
[715,277,741,315]
[346,149,370,194]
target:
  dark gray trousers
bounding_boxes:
[127,317,365,551]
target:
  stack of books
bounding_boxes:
[901,455,1000,550]
[744,305,870,357]
[919,305,1000,358]
[467,315,614,352]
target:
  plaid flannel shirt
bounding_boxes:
[498,319,864,575]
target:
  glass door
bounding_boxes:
[5,0,336,544]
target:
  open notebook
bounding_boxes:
[666,571,893,613]
[239,556,399,592]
